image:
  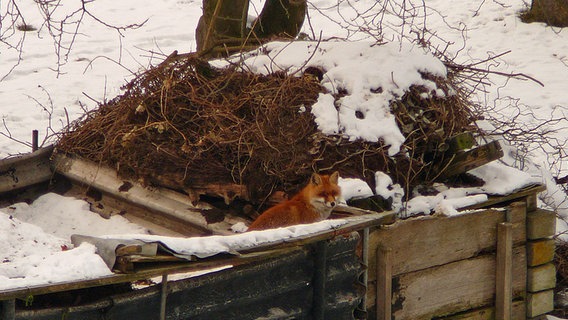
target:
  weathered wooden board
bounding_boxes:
[527,208,556,240]
[527,290,554,318]
[437,300,526,320]
[0,145,53,193]
[391,246,527,320]
[368,202,526,279]
[51,152,241,236]
[495,222,513,320]
[436,140,503,180]
[527,239,555,267]
[527,263,556,292]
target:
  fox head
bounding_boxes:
[305,171,341,218]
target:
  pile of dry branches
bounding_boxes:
[56,52,478,206]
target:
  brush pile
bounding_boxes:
[56,50,479,206]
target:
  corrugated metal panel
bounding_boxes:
[12,232,363,320]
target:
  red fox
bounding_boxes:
[248,171,341,231]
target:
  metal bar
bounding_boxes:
[496,222,513,320]
[32,130,39,152]
[359,227,369,312]
[376,246,392,320]
[1,299,16,320]
[160,274,168,320]
[312,240,328,320]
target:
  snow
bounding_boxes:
[0,193,147,290]
[101,219,349,259]
[222,40,446,155]
[4,193,148,240]
[338,177,374,201]
[1,0,567,314]
[0,212,112,291]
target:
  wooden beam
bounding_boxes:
[527,239,555,267]
[391,247,526,319]
[160,274,168,320]
[367,206,526,278]
[435,140,503,181]
[526,209,556,240]
[51,152,239,236]
[0,145,53,193]
[446,132,475,154]
[496,222,513,320]
[527,263,556,292]
[527,290,554,318]
[376,246,392,320]
[439,300,526,319]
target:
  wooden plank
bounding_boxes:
[391,247,526,320]
[159,274,168,320]
[376,246,392,320]
[527,263,556,292]
[527,239,555,267]
[368,203,526,279]
[51,152,240,236]
[447,132,475,153]
[462,184,545,211]
[438,300,526,320]
[527,290,554,318]
[0,145,53,193]
[435,140,503,180]
[495,222,513,320]
[527,209,556,240]
[526,192,538,212]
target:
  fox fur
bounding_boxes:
[248,171,341,231]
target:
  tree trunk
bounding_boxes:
[195,0,249,54]
[252,0,307,38]
[196,0,307,57]
[523,0,568,27]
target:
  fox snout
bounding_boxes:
[326,198,337,208]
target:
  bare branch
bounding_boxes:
[1,0,147,78]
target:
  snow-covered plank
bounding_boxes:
[461,184,545,211]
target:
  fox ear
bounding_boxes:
[329,171,339,184]
[311,173,323,185]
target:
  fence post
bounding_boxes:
[496,222,513,320]
[377,246,392,320]
[160,274,169,320]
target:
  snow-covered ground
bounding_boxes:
[1,0,568,317]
